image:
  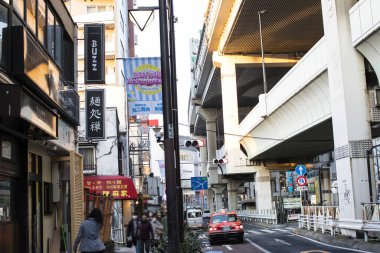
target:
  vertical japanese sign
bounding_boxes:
[86,89,105,139]
[123,57,162,116]
[84,24,105,84]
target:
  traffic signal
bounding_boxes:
[213,158,228,164]
[184,139,206,147]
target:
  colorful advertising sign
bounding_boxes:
[85,89,105,139]
[84,175,138,200]
[84,24,105,84]
[124,57,162,116]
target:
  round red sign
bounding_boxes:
[296,176,307,186]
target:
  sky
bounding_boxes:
[134,0,208,135]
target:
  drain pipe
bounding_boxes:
[366,149,375,203]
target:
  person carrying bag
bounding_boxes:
[73,208,105,253]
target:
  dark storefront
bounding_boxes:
[0,1,78,252]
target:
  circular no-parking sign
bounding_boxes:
[296,176,307,186]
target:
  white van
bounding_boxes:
[186,208,203,229]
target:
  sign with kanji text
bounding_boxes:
[86,89,105,139]
[296,176,308,186]
[84,175,138,200]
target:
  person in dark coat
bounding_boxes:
[73,208,105,253]
[126,213,139,251]
[138,213,154,253]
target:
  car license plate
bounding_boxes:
[222,226,231,231]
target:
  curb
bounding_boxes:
[293,228,380,253]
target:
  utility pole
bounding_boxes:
[159,0,180,252]
[168,0,184,242]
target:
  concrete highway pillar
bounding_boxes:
[227,180,242,211]
[200,146,208,209]
[255,169,272,210]
[322,0,371,235]
[213,54,241,174]
[213,185,226,211]
[208,189,214,211]
[198,109,219,210]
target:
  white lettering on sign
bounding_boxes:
[91,40,98,71]
[89,96,101,106]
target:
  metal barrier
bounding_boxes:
[362,202,380,242]
[237,209,278,225]
[298,206,339,236]
[112,227,126,247]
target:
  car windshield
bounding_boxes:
[212,214,237,224]
[188,211,202,218]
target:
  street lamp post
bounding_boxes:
[159,0,181,252]
[168,0,185,242]
[258,10,268,94]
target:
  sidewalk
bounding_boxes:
[115,246,136,253]
[243,220,380,253]
[292,228,380,253]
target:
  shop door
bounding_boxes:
[0,175,20,253]
[28,153,43,253]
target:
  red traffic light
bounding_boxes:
[184,139,206,147]
[213,158,228,164]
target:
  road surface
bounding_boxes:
[198,223,370,253]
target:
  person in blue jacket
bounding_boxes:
[73,208,106,253]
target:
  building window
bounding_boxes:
[37,0,45,45]
[13,0,24,19]
[55,19,62,67]
[79,147,96,175]
[0,4,8,68]
[87,5,96,13]
[46,6,54,57]
[26,0,36,34]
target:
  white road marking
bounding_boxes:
[273,228,290,233]
[199,234,207,239]
[293,234,371,253]
[246,238,272,253]
[260,229,276,234]
[223,245,233,250]
[284,227,295,230]
[274,238,291,245]
[246,229,264,235]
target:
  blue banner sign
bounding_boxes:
[191,177,208,190]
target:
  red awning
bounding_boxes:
[84,175,138,200]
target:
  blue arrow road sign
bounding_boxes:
[295,165,307,176]
[191,177,208,190]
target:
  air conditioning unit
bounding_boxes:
[369,89,380,122]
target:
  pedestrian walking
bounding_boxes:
[151,213,164,247]
[126,213,140,252]
[73,208,105,253]
[138,213,154,253]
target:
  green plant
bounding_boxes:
[152,228,202,253]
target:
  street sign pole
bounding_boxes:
[159,0,180,251]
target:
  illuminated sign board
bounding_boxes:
[84,176,138,200]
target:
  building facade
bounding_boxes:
[65,0,135,228]
[0,0,82,252]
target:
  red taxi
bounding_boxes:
[208,211,244,245]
